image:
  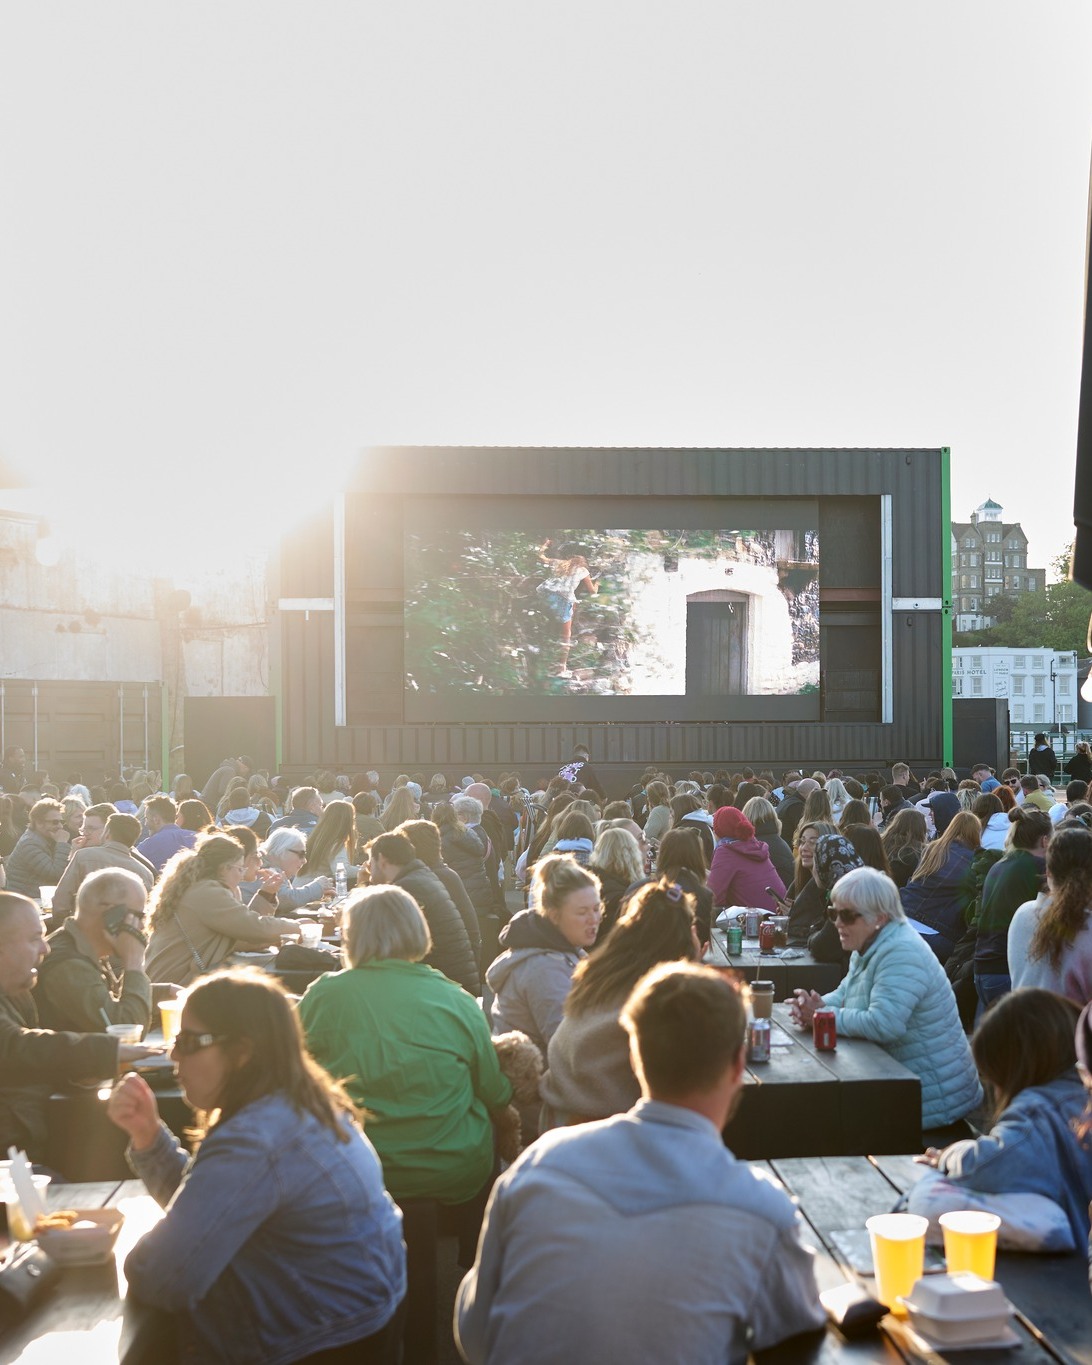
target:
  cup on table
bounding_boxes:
[0,1173,51,1241]
[298,921,323,948]
[159,997,184,1048]
[865,1213,928,1314]
[107,1023,143,1045]
[38,886,57,912]
[750,980,775,1020]
[939,1210,1000,1281]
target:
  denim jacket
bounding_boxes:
[125,1093,406,1365]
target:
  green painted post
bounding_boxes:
[941,447,953,767]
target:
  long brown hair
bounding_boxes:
[381,786,419,832]
[565,880,695,1016]
[185,968,359,1141]
[149,834,244,930]
[910,811,980,883]
[972,987,1080,1120]
[881,807,927,862]
[656,826,708,880]
[1029,826,1092,969]
[842,823,893,877]
[304,799,356,874]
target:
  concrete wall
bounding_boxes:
[0,511,271,773]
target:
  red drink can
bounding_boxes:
[758,920,777,953]
[813,1008,837,1051]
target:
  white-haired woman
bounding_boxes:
[788,866,981,1134]
[299,885,511,1365]
[259,827,334,913]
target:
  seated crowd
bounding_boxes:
[0,746,1091,1362]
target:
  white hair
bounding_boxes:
[829,866,905,924]
[452,795,483,824]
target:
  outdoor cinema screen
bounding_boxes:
[403,521,820,719]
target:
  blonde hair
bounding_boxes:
[344,885,431,965]
[531,853,600,920]
[149,833,245,930]
[589,827,644,886]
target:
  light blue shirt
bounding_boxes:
[456,1098,824,1364]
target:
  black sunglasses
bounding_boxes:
[172,1030,228,1057]
[827,906,862,926]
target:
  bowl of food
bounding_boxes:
[35,1208,125,1265]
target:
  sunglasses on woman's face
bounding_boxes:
[827,906,862,925]
[172,1030,228,1057]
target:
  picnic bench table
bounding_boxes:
[709,927,846,995]
[0,1178,162,1364]
[756,1153,1092,1365]
[4,1166,1088,1364]
[46,1035,192,1183]
[723,1004,922,1159]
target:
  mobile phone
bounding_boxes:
[104,904,147,946]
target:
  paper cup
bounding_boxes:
[0,1173,51,1241]
[159,997,184,1047]
[298,921,323,948]
[39,886,57,911]
[939,1211,1000,1281]
[866,1213,928,1313]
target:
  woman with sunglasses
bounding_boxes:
[108,969,406,1363]
[255,827,334,913]
[789,867,981,1134]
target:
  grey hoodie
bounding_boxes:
[485,909,585,1055]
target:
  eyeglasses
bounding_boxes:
[827,906,862,925]
[1005,779,1019,787]
[172,1030,228,1057]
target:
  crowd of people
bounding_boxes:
[0,742,1091,1362]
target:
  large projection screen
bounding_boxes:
[401,496,821,723]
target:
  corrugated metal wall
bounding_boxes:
[280,448,946,778]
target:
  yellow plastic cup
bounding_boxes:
[159,997,184,1047]
[866,1213,928,1313]
[940,1211,1000,1281]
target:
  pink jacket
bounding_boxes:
[707,837,786,911]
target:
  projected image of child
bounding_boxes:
[537,540,598,678]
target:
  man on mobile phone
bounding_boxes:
[35,867,151,1034]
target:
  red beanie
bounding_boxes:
[713,806,754,841]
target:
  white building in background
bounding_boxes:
[952,647,1079,730]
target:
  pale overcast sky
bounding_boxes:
[1,2,1090,573]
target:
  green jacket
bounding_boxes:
[35,918,152,1034]
[299,959,512,1204]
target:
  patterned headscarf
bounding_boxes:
[813,834,864,893]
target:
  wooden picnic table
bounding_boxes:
[709,927,846,995]
[4,1165,1088,1365]
[759,1153,1092,1365]
[46,1036,192,1183]
[723,1005,922,1159]
[0,1178,162,1364]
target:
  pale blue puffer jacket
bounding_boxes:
[822,919,982,1129]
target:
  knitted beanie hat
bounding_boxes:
[713,806,755,841]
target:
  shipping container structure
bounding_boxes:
[273,447,952,789]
